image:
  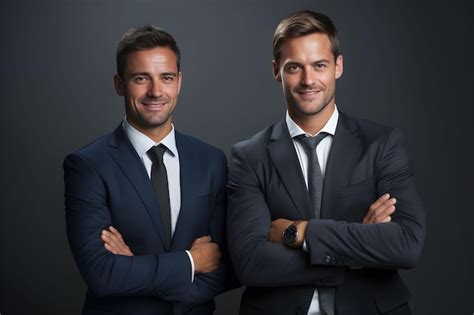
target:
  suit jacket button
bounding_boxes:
[324,255,332,263]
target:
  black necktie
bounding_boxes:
[297,132,335,315]
[147,144,172,249]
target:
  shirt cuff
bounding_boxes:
[302,240,308,252]
[185,250,195,283]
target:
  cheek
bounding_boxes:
[321,75,335,88]
[128,87,146,102]
[166,86,180,99]
[282,77,299,92]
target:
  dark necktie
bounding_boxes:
[147,144,172,250]
[297,132,328,219]
[297,132,335,315]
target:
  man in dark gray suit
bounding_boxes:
[227,10,425,315]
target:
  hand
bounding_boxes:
[189,236,221,274]
[363,193,396,224]
[101,226,134,256]
[269,219,308,248]
[268,218,292,245]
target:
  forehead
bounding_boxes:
[124,47,178,74]
[279,33,333,63]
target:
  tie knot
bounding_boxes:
[147,144,167,163]
[297,132,329,151]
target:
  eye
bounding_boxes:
[134,76,148,84]
[286,64,300,74]
[315,63,327,69]
[162,75,175,82]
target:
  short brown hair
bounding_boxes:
[116,25,181,77]
[272,10,340,62]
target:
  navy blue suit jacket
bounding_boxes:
[64,125,230,315]
[227,113,426,315]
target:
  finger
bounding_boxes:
[104,243,117,254]
[374,205,396,223]
[108,226,124,240]
[381,198,396,208]
[191,236,210,247]
[106,229,126,245]
[211,242,220,251]
[370,194,390,211]
[102,231,121,250]
[197,235,212,243]
[372,199,396,218]
[104,234,130,255]
[369,198,396,223]
[363,210,376,224]
[382,216,392,223]
[101,232,115,247]
[364,194,390,223]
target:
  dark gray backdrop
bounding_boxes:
[1,0,472,314]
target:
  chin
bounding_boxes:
[295,103,327,116]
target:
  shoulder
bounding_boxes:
[176,131,226,162]
[65,132,113,164]
[231,122,277,156]
[340,113,402,143]
[62,132,117,180]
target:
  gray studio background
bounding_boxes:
[1,0,473,314]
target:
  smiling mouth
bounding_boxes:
[143,102,166,105]
[297,90,321,98]
[141,102,167,111]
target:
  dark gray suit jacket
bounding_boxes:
[227,113,426,315]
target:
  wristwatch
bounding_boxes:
[283,223,298,246]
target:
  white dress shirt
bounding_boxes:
[122,118,195,282]
[285,106,339,315]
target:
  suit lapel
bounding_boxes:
[170,131,197,250]
[321,113,361,218]
[108,125,167,248]
[267,120,314,219]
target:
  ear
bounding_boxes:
[335,55,344,79]
[177,72,183,95]
[113,74,124,96]
[272,60,282,82]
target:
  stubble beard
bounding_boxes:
[289,92,331,118]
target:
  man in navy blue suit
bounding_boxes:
[64,26,232,314]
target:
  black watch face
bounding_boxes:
[283,224,298,246]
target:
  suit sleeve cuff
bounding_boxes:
[302,240,309,252]
[185,250,195,283]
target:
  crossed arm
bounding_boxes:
[102,227,220,274]
[298,129,426,269]
[227,129,425,287]
[64,153,228,304]
[268,193,397,248]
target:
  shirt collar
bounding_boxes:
[122,118,178,158]
[286,105,339,138]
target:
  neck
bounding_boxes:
[127,118,173,143]
[289,103,335,135]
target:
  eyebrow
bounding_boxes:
[284,59,331,67]
[129,72,178,77]
[311,59,331,65]
[160,72,178,77]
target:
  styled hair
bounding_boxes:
[116,25,181,77]
[272,10,340,62]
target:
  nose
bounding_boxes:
[147,80,163,98]
[300,68,315,87]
